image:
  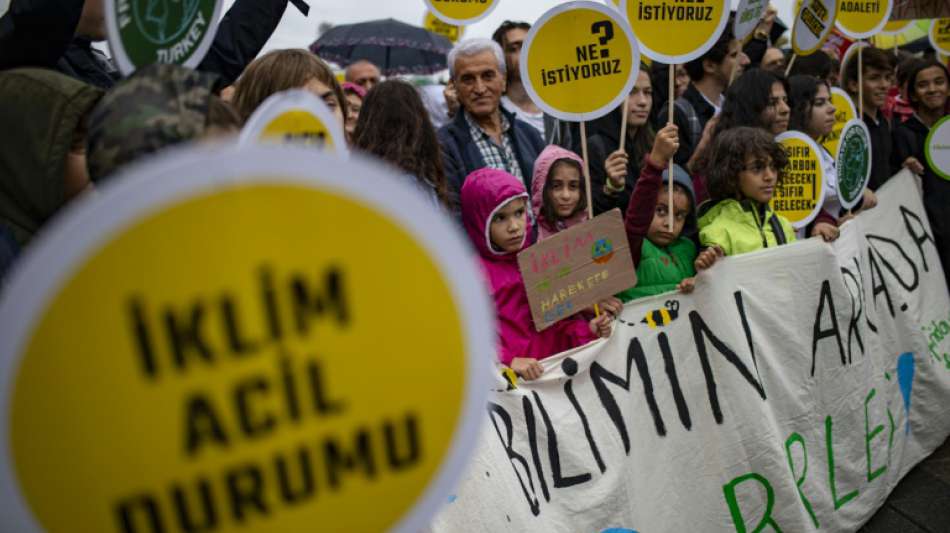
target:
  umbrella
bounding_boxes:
[310,18,453,76]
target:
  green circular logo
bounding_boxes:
[836,119,871,209]
[107,0,222,75]
[925,116,950,181]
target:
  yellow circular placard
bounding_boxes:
[239,90,346,154]
[423,0,499,25]
[835,0,892,39]
[424,11,464,43]
[521,1,639,121]
[261,110,335,148]
[820,87,857,155]
[622,0,730,63]
[931,18,950,55]
[0,145,493,533]
[880,19,911,35]
[771,131,826,229]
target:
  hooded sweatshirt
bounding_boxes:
[531,145,589,241]
[0,68,103,254]
[618,156,699,302]
[461,168,596,366]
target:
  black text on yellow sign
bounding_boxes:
[540,21,622,87]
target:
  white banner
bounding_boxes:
[428,171,950,533]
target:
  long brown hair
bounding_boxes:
[232,49,346,122]
[352,80,450,209]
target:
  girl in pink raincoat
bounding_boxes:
[460,168,615,381]
[531,145,589,241]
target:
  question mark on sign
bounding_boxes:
[591,20,614,59]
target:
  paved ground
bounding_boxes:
[861,436,950,532]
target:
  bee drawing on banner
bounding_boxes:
[641,300,680,329]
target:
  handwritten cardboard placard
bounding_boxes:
[518,209,636,331]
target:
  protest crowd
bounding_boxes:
[2,1,948,376]
[0,0,949,529]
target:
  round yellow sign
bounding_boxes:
[423,0,500,25]
[0,145,494,532]
[424,11,464,43]
[622,0,730,63]
[820,87,857,156]
[835,0,892,39]
[521,1,639,121]
[879,19,911,35]
[930,18,950,56]
[240,89,346,154]
[771,131,826,229]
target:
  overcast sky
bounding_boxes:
[232,0,799,54]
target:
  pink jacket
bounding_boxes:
[531,145,589,240]
[461,168,596,366]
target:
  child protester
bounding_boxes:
[461,168,617,381]
[531,145,588,240]
[619,124,721,301]
[698,127,796,256]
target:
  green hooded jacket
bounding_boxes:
[698,199,797,256]
[0,68,102,248]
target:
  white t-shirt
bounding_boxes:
[501,95,545,136]
[819,145,841,218]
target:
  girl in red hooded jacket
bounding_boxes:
[460,168,616,381]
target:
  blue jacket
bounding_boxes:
[437,106,546,198]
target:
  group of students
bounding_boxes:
[0,6,948,382]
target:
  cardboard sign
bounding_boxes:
[735,0,769,42]
[621,0,730,63]
[820,87,858,155]
[424,11,463,43]
[423,0,499,25]
[0,144,494,533]
[791,0,839,56]
[835,0,892,39]
[771,131,826,229]
[105,0,224,76]
[520,1,640,121]
[239,89,347,154]
[836,118,872,208]
[926,115,950,181]
[517,209,637,331]
[931,18,950,55]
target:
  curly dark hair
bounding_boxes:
[352,80,450,208]
[706,127,789,203]
[788,74,830,133]
[539,159,587,224]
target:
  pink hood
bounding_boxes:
[531,144,589,241]
[460,168,595,365]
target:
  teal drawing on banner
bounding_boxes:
[898,353,915,435]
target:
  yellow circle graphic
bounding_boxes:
[522,2,638,121]
[820,88,857,156]
[771,134,825,229]
[835,0,892,39]
[9,182,470,532]
[931,19,950,56]
[622,0,730,63]
[261,110,335,149]
[424,0,499,25]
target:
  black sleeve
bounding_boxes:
[891,124,917,171]
[0,0,83,70]
[197,0,292,87]
[587,135,625,216]
[743,37,768,68]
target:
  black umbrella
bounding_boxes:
[310,18,453,76]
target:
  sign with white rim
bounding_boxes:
[771,130,826,229]
[879,19,911,35]
[835,118,872,209]
[105,0,224,76]
[621,0,730,64]
[423,0,500,26]
[735,0,769,42]
[791,0,839,56]
[930,18,950,55]
[0,144,493,533]
[835,0,892,39]
[839,39,869,85]
[820,87,857,155]
[239,89,348,154]
[926,115,950,181]
[423,11,464,43]
[520,1,640,122]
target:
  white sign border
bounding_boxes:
[621,0,731,64]
[105,0,225,76]
[835,118,873,210]
[734,0,769,43]
[926,115,950,181]
[0,143,495,533]
[239,88,348,155]
[835,0,894,40]
[775,129,827,229]
[423,0,500,26]
[791,0,840,56]
[520,1,640,122]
